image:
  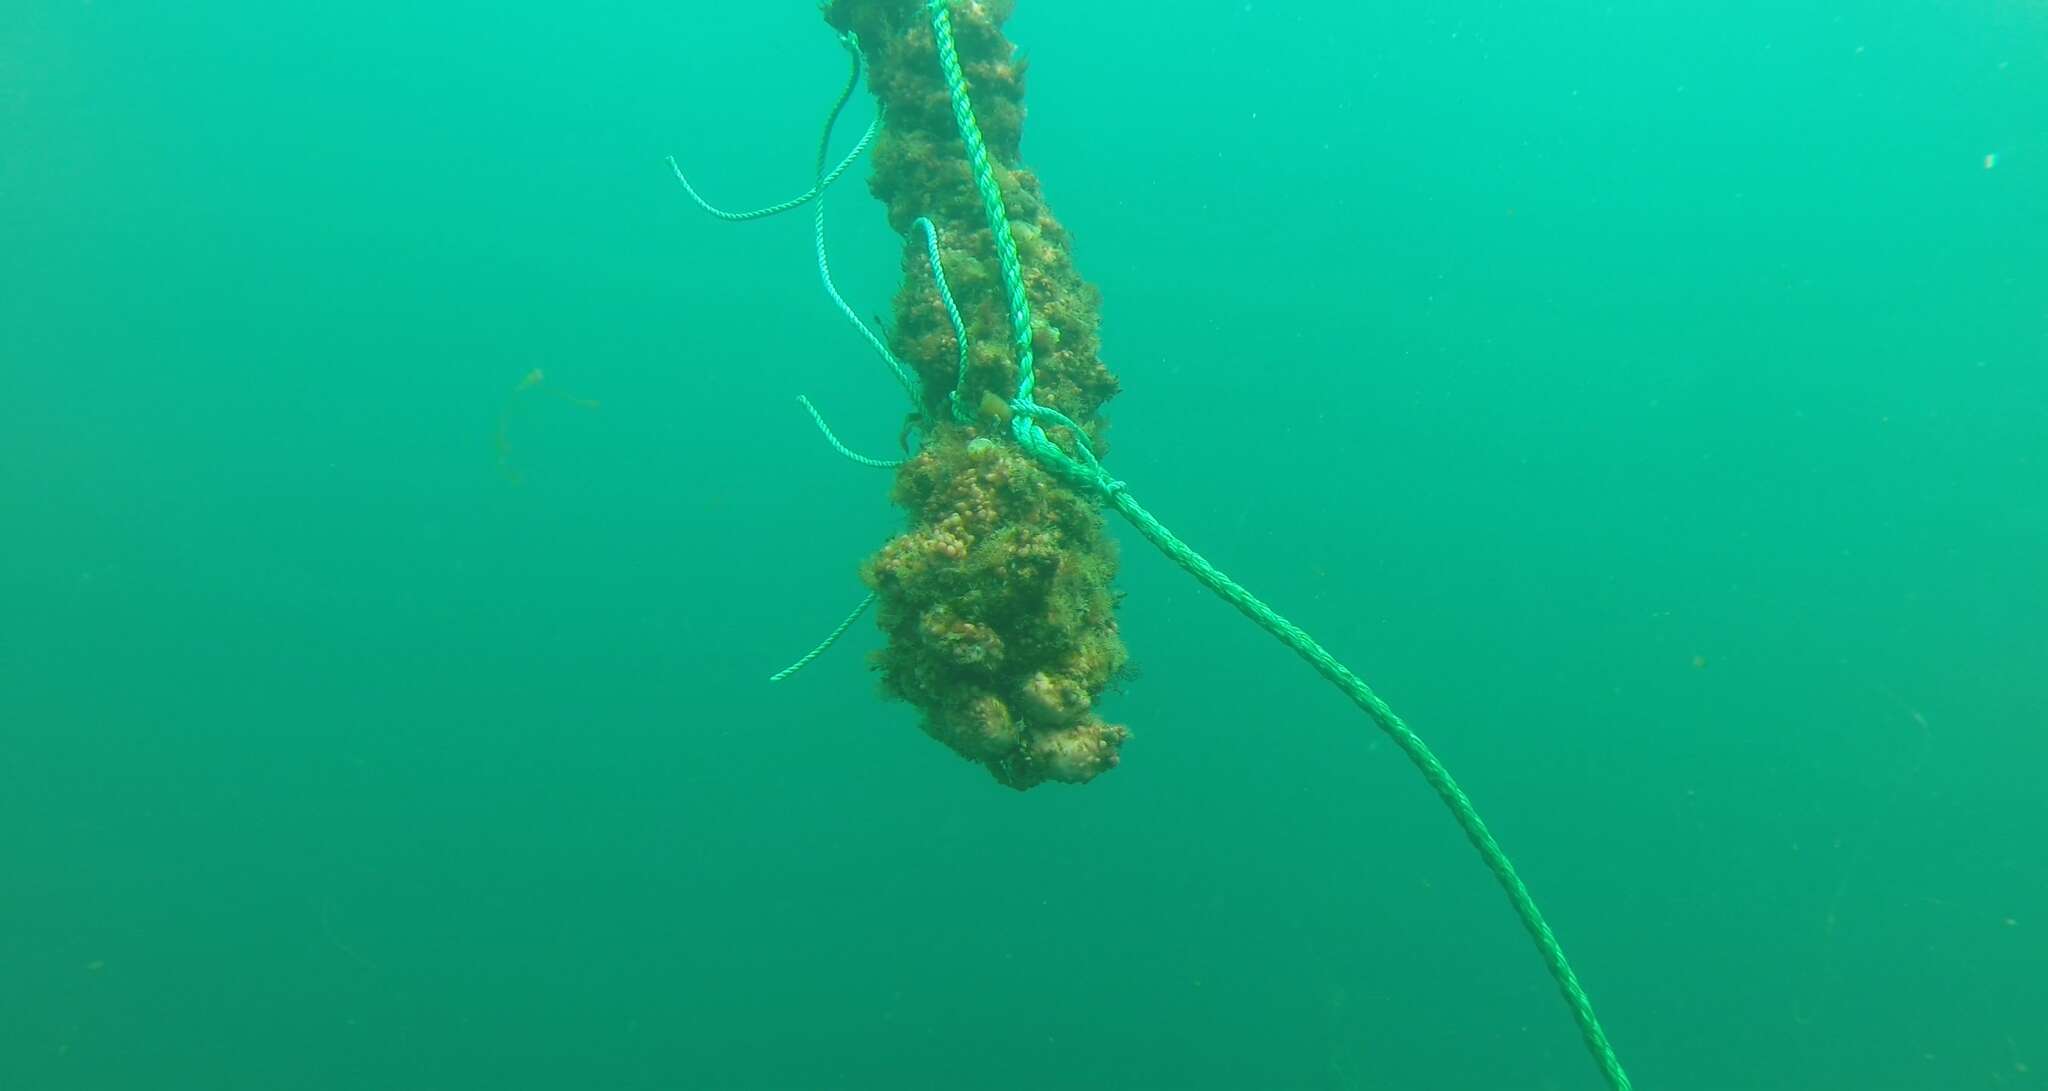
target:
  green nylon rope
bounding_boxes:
[770,592,877,682]
[668,32,921,405]
[928,1,1039,400]
[920,3,1634,1088]
[805,39,922,406]
[910,217,975,423]
[666,32,878,222]
[1110,489,1633,1091]
[796,395,903,469]
[815,183,923,406]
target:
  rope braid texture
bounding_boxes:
[677,3,1631,1085]
[800,40,922,405]
[769,591,877,683]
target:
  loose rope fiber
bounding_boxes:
[920,2,1634,1087]
[667,33,921,405]
[666,34,878,222]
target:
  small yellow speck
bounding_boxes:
[85,960,105,972]
[1984,153,1997,170]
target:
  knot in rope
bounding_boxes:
[1008,400,1123,498]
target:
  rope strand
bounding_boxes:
[667,35,878,222]
[921,3,1632,1087]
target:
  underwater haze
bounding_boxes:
[4,1,2044,1088]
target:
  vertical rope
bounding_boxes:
[926,0,1038,400]
[666,33,878,222]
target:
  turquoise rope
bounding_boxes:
[667,34,878,222]
[668,33,922,406]
[673,32,923,684]
[814,172,923,406]
[927,1,1038,399]
[796,395,903,469]
[919,3,1632,1088]
[666,120,875,222]
[911,217,974,423]
[769,592,877,682]
[804,39,921,406]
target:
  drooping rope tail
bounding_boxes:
[813,155,922,406]
[1108,487,1634,1091]
[911,217,974,422]
[665,30,916,400]
[667,34,879,222]
[769,592,877,683]
[664,30,918,401]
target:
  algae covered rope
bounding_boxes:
[801,37,922,407]
[911,0,1635,1086]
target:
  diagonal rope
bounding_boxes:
[927,1,1039,401]
[769,592,877,682]
[668,31,923,411]
[920,3,1633,1088]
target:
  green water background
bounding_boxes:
[4,1,2043,1088]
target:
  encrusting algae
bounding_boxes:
[827,0,1129,789]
